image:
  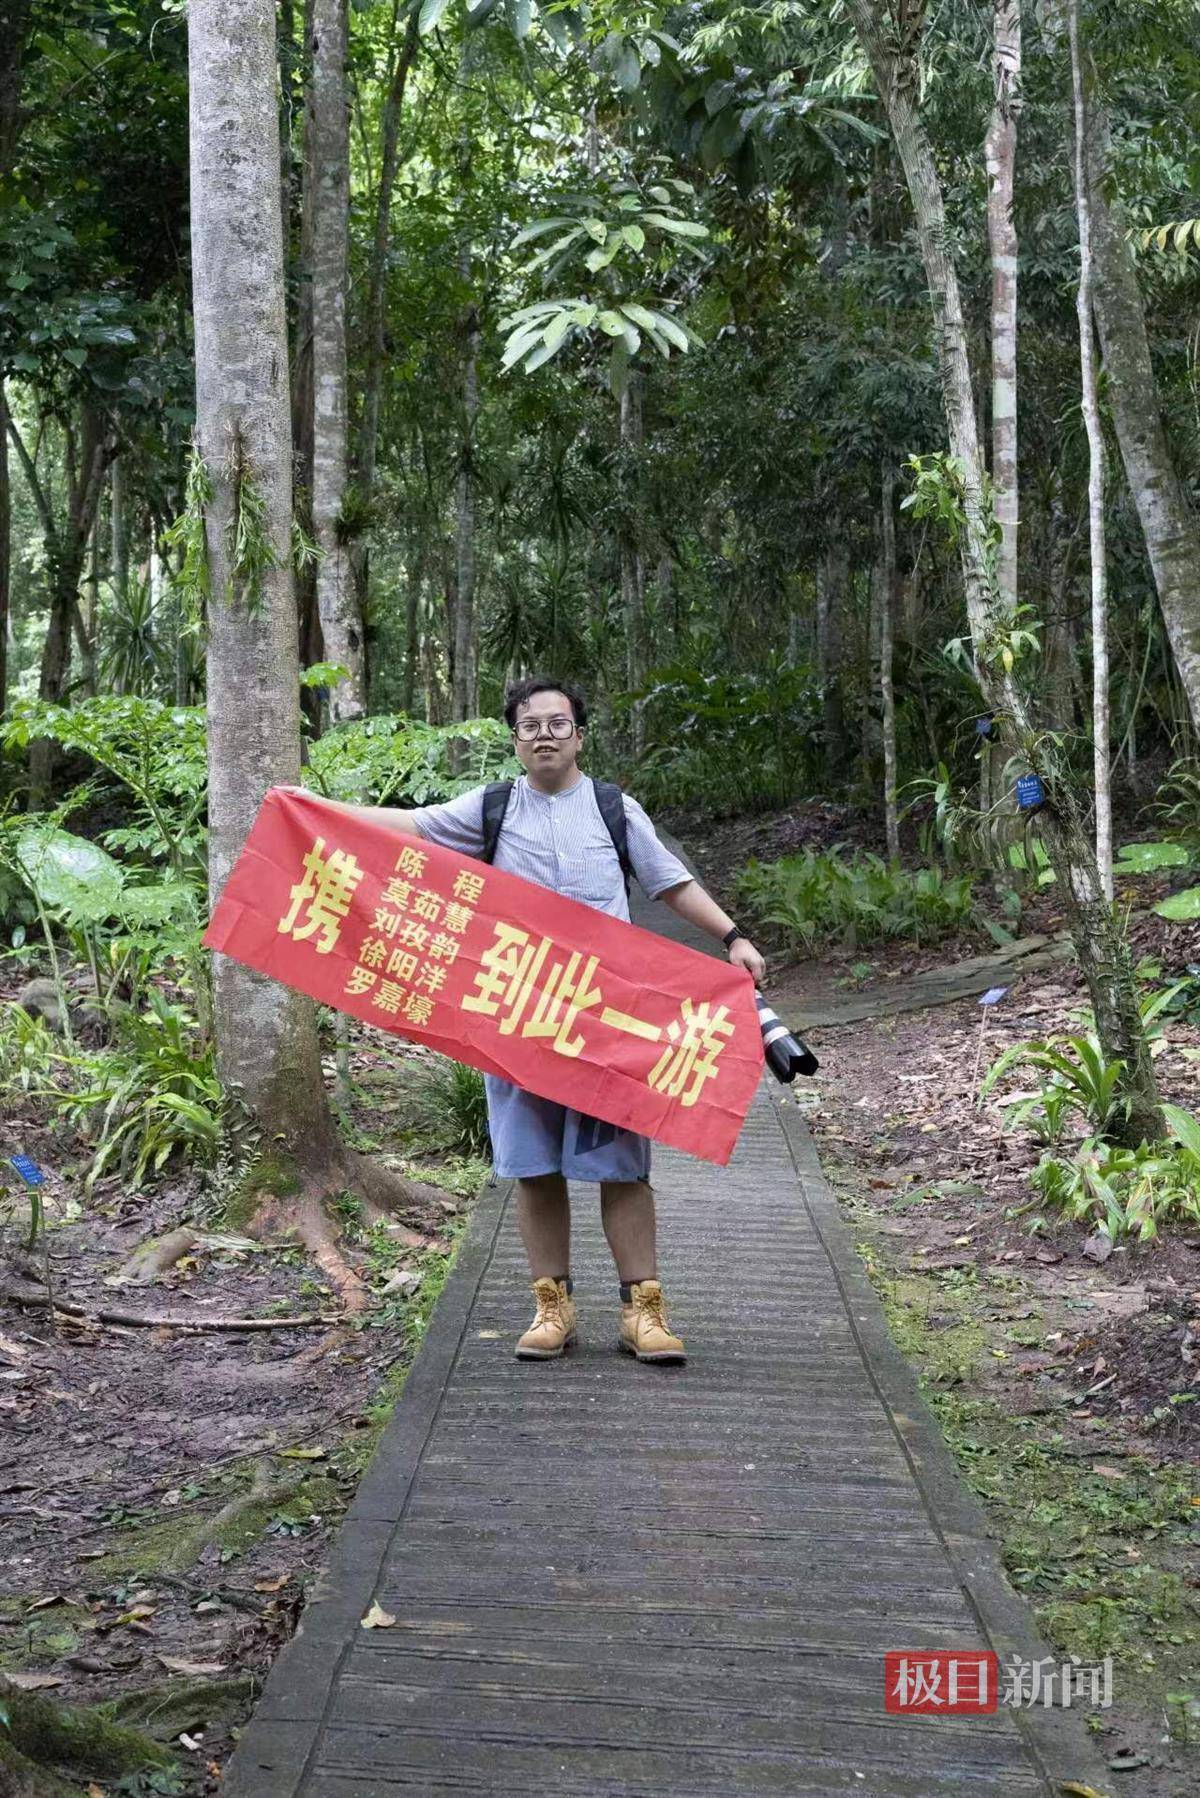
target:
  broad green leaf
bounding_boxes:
[582,218,607,243]
[567,303,597,327]
[501,326,544,369]
[511,217,579,248]
[641,213,708,239]
[596,310,626,337]
[1112,840,1191,873]
[419,0,453,34]
[14,827,125,922]
[1154,885,1200,921]
[621,224,645,252]
[541,310,573,352]
[1164,1103,1200,1159]
[521,338,560,373]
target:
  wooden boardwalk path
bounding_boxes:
[229,883,1102,1797]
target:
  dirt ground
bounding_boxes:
[0,1022,482,1793]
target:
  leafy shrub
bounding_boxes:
[0,1001,59,1097]
[308,713,518,805]
[1031,1107,1200,1243]
[735,846,976,950]
[407,1057,490,1158]
[621,661,821,816]
[51,991,222,1191]
[983,1034,1127,1138]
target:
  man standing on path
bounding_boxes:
[328,676,766,1365]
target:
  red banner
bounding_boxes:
[201,787,762,1165]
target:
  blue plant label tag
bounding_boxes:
[975,714,993,737]
[9,1155,46,1187]
[979,986,1009,1007]
[1016,773,1045,810]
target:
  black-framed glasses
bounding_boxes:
[514,715,577,741]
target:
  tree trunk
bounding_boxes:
[309,0,365,718]
[619,372,646,752]
[1068,0,1111,898]
[985,0,1021,614]
[878,467,900,862]
[10,404,111,803]
[355,4,419,496]
[0,382,9,714]
[816,541,848,786]
[846,0,1162,1144]
[1078,46,1200,732]
[110,453,128,609]
[188,0,424,1307]
[451,244,479,723]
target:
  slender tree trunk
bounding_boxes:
[189,0,420,1305]
[619,372,646,751]
[10,405,110,801]
[1068,0,1111,898]
[402,528,424,715]
[816,541,848,785]
[847,0,1161,1143]
[355,5,419,495]
[110,455,128,608]
[451,245,479,723]
[1077,46,1200,731]
[878,467,900,862]
[985,0,1021,614]
[309,0,364,718]
[0,382,9,714]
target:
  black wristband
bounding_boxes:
[722,926,745,950]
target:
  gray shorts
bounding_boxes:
[485,1075,652,1183]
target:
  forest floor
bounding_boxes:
[0,1026,486,1794]
[2,800,1197,1795]
[678,803,1200,1797]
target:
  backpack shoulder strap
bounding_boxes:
[480,781,515,865]
[591,779,632,893]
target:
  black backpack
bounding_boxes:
[480,777,633,895]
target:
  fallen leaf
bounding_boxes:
[1059,1785,1109,1797]
[1092,1464,1127,1481]
[276,1446,326,1461]
[160,1655,226,1676]
[179,1731,203,1751]
[25,1595,64,1613]
[4,1671,65,1690]
[360,1602,396,1630]
[254,1574,289,1593]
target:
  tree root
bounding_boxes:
[0,1677,169,1784]
[0,1278,340,1332]
[109,1226,200,1286]
[163,1459,290,1573]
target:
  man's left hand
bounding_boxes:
[729,937,767,986]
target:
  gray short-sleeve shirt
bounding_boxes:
[411,775,690,924]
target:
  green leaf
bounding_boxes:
[1154,885,1200,921]
[596,310,626,337]
[541,310,573,352]
[511,216,580,247]
[14,826,125,922]
[419,0,453,34]
[621,224,645,252]
[641,213,708,239]
[582,218,607,243]
[1163,1103,1200,1160]
[1112,840,1192,873]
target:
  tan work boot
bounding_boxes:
[515,1277,577,1360]
[618,1279,686,1364]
